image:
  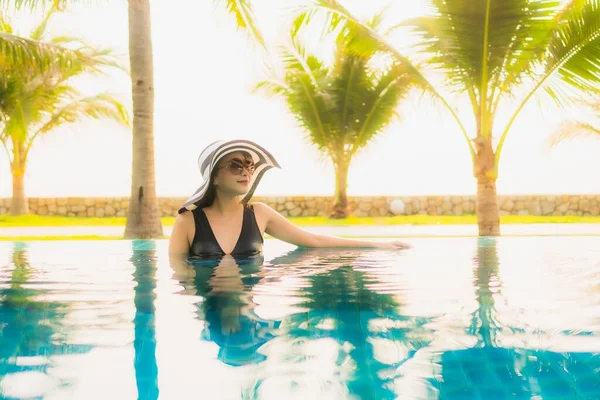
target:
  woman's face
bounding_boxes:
[213,152,255,196]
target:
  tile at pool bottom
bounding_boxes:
[431,348,600,400]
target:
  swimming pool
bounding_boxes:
[0,237,599,399]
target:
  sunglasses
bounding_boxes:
[217,157,256,175]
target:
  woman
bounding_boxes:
[169,139,410,258]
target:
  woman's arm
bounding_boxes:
[253,202,410,249]
[168,212,197,280]
[168,211,194,255]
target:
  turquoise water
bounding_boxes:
[0,237,599,399]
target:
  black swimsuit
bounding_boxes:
[189,205,263,258]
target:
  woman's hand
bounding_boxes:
[377,240,412,250]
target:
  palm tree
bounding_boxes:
[123,0,163,239]
[255,13,416,218]
[0,8,129,216]
[2,0,162,237]
[304,0,600,234]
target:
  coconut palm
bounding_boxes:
[4,0,163,237]
[255,14,416,218]
[0,8,128,216]
[304,0,600,234]
[122,0,163,238]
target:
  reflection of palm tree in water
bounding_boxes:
[0,242,92,386]
[470,237,501,347]
[130,240,159,400]
[436,238,600,399]
[271,248,432,400]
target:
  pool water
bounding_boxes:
[0,237,599,399]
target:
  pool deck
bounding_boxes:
[1,223,600,238]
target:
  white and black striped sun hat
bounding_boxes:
[178,139,281,214]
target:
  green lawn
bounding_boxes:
[1,214,600,227]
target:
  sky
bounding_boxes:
[0,0,599,200]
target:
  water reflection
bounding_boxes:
[195,255,279,366]
[275,248,412,399]
[0,242,93,398]
[0,238,598,399]
[433,238,600,399]
[130,240,159,400]
[170,248,435,399]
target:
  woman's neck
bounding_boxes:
[209,194,242,215]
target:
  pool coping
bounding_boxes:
[1,223,600,240]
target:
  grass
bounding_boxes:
[1,214,600,228]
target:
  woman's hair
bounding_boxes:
[194,151,253,209]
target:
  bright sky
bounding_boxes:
[1,0,599,199]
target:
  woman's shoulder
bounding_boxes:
[174,209,196,228]
[248,201,278,218]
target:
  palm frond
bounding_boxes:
[496,0,600,167]
[0,30,90,72]
[279,44,332,150]
[0,10,12,33]
[494,1,561,98]
[291,12,309,38]
[214,0,266,48]
[548,120,600,146]
[333,4,389,58]
[30,4,58,41]
[252,78,289,96]
[0,0,96,11]
[330,53,369,140]
[32,92,129,138]
[350,64,414,154]
[406,0,560,102]
[280,35,328,87]
[49,35,87,47]
[545,0,600,94]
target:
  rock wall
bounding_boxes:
[1,195,600,217]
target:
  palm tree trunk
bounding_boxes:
[11,172,28,216]
[473,136,500,236]
[10,146,28,216]
[124,0,163,239]
[476,176,500,236]
[330,159,350,219]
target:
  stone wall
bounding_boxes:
[1,195,600,217]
